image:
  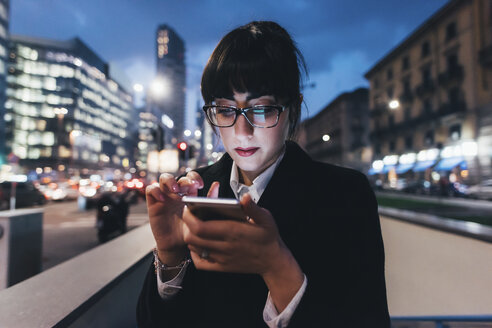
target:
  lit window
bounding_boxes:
[42,132,55,146]
[28,132,42,145]
[44,77,57,90]
[13,145,27,159]
[41,105,56,118]
[28,148,41,159]
[40,147,52,157]
[14,131,28,145]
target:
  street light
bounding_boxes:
[150,77,170,100]
[322,134,330,142]
[389,100,400,110]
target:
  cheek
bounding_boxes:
[218,129,232,147]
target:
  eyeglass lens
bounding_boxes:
[208,106,279,127]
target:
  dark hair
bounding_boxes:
[201,21,307,139]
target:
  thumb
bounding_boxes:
[240,193,273,226]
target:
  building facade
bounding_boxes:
[299,88,370,173]
[0,0,8,164]
[365,0,492,185]
[5,35,134,175]
[155,24,186,141]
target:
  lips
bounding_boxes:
[235,147,259,157]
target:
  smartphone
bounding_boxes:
[181,196,247,222]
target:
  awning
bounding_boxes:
[381,165,396,174]
[395,163,414,174]
[434,157,465,171]
[413,160,436,172]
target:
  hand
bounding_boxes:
[146,171,204,264]
[182,192,292,275]
[182,191,304,312]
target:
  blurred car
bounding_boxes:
[382,178,407,192]
[0,181,47,209]
[54,182,79,201]
[465,179,492,200]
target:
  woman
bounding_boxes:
[137,21,390,327]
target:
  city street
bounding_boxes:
[41,199,149,271]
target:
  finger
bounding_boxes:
[183,222,231,253]
[186,171,204,189]
[159,173,180,194]
[183,206,246,241]
[177,177,201,196]
[189,250,222,269]
[207,181,220,198]
[240,193,273,226]
[145,183,167,207]
[187,245,219,263]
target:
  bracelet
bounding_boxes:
[153,248,191,274]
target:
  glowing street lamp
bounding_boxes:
[389,100,400,110]
[150,77,170,99]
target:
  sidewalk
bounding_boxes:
[42,200,149,271]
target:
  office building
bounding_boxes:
[0,0,8,163]
[154,24,186,141]
[5,35,134,174]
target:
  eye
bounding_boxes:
[216,106,236,116]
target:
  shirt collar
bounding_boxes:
[229,149,285,203]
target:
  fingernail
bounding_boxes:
[172,185,179,192]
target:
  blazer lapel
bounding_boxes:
[196,153,235,199]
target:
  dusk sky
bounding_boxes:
[10,0,449,127]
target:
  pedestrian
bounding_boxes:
[137,21,389,327]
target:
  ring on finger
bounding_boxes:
[200,249,210,260]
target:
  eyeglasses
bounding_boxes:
[202,104,285,128]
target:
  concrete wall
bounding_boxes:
[382,216,492,316]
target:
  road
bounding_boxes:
[41,199,149,271]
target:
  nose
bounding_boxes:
[234,113,254,138]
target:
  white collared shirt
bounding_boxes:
[156,150,307,328]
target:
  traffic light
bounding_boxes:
[178,142,188,160]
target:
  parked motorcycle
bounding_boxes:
[96,191,129,243]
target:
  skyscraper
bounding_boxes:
[155,24,186,141]
[0,0,9,164]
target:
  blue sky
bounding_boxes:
[10,0,449,126]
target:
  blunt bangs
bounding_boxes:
[201,21,307,138]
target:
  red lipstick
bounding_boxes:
[235,147,259,157]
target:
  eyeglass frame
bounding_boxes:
[202,104,286,128]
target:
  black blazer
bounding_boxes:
[137,141,390,327]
